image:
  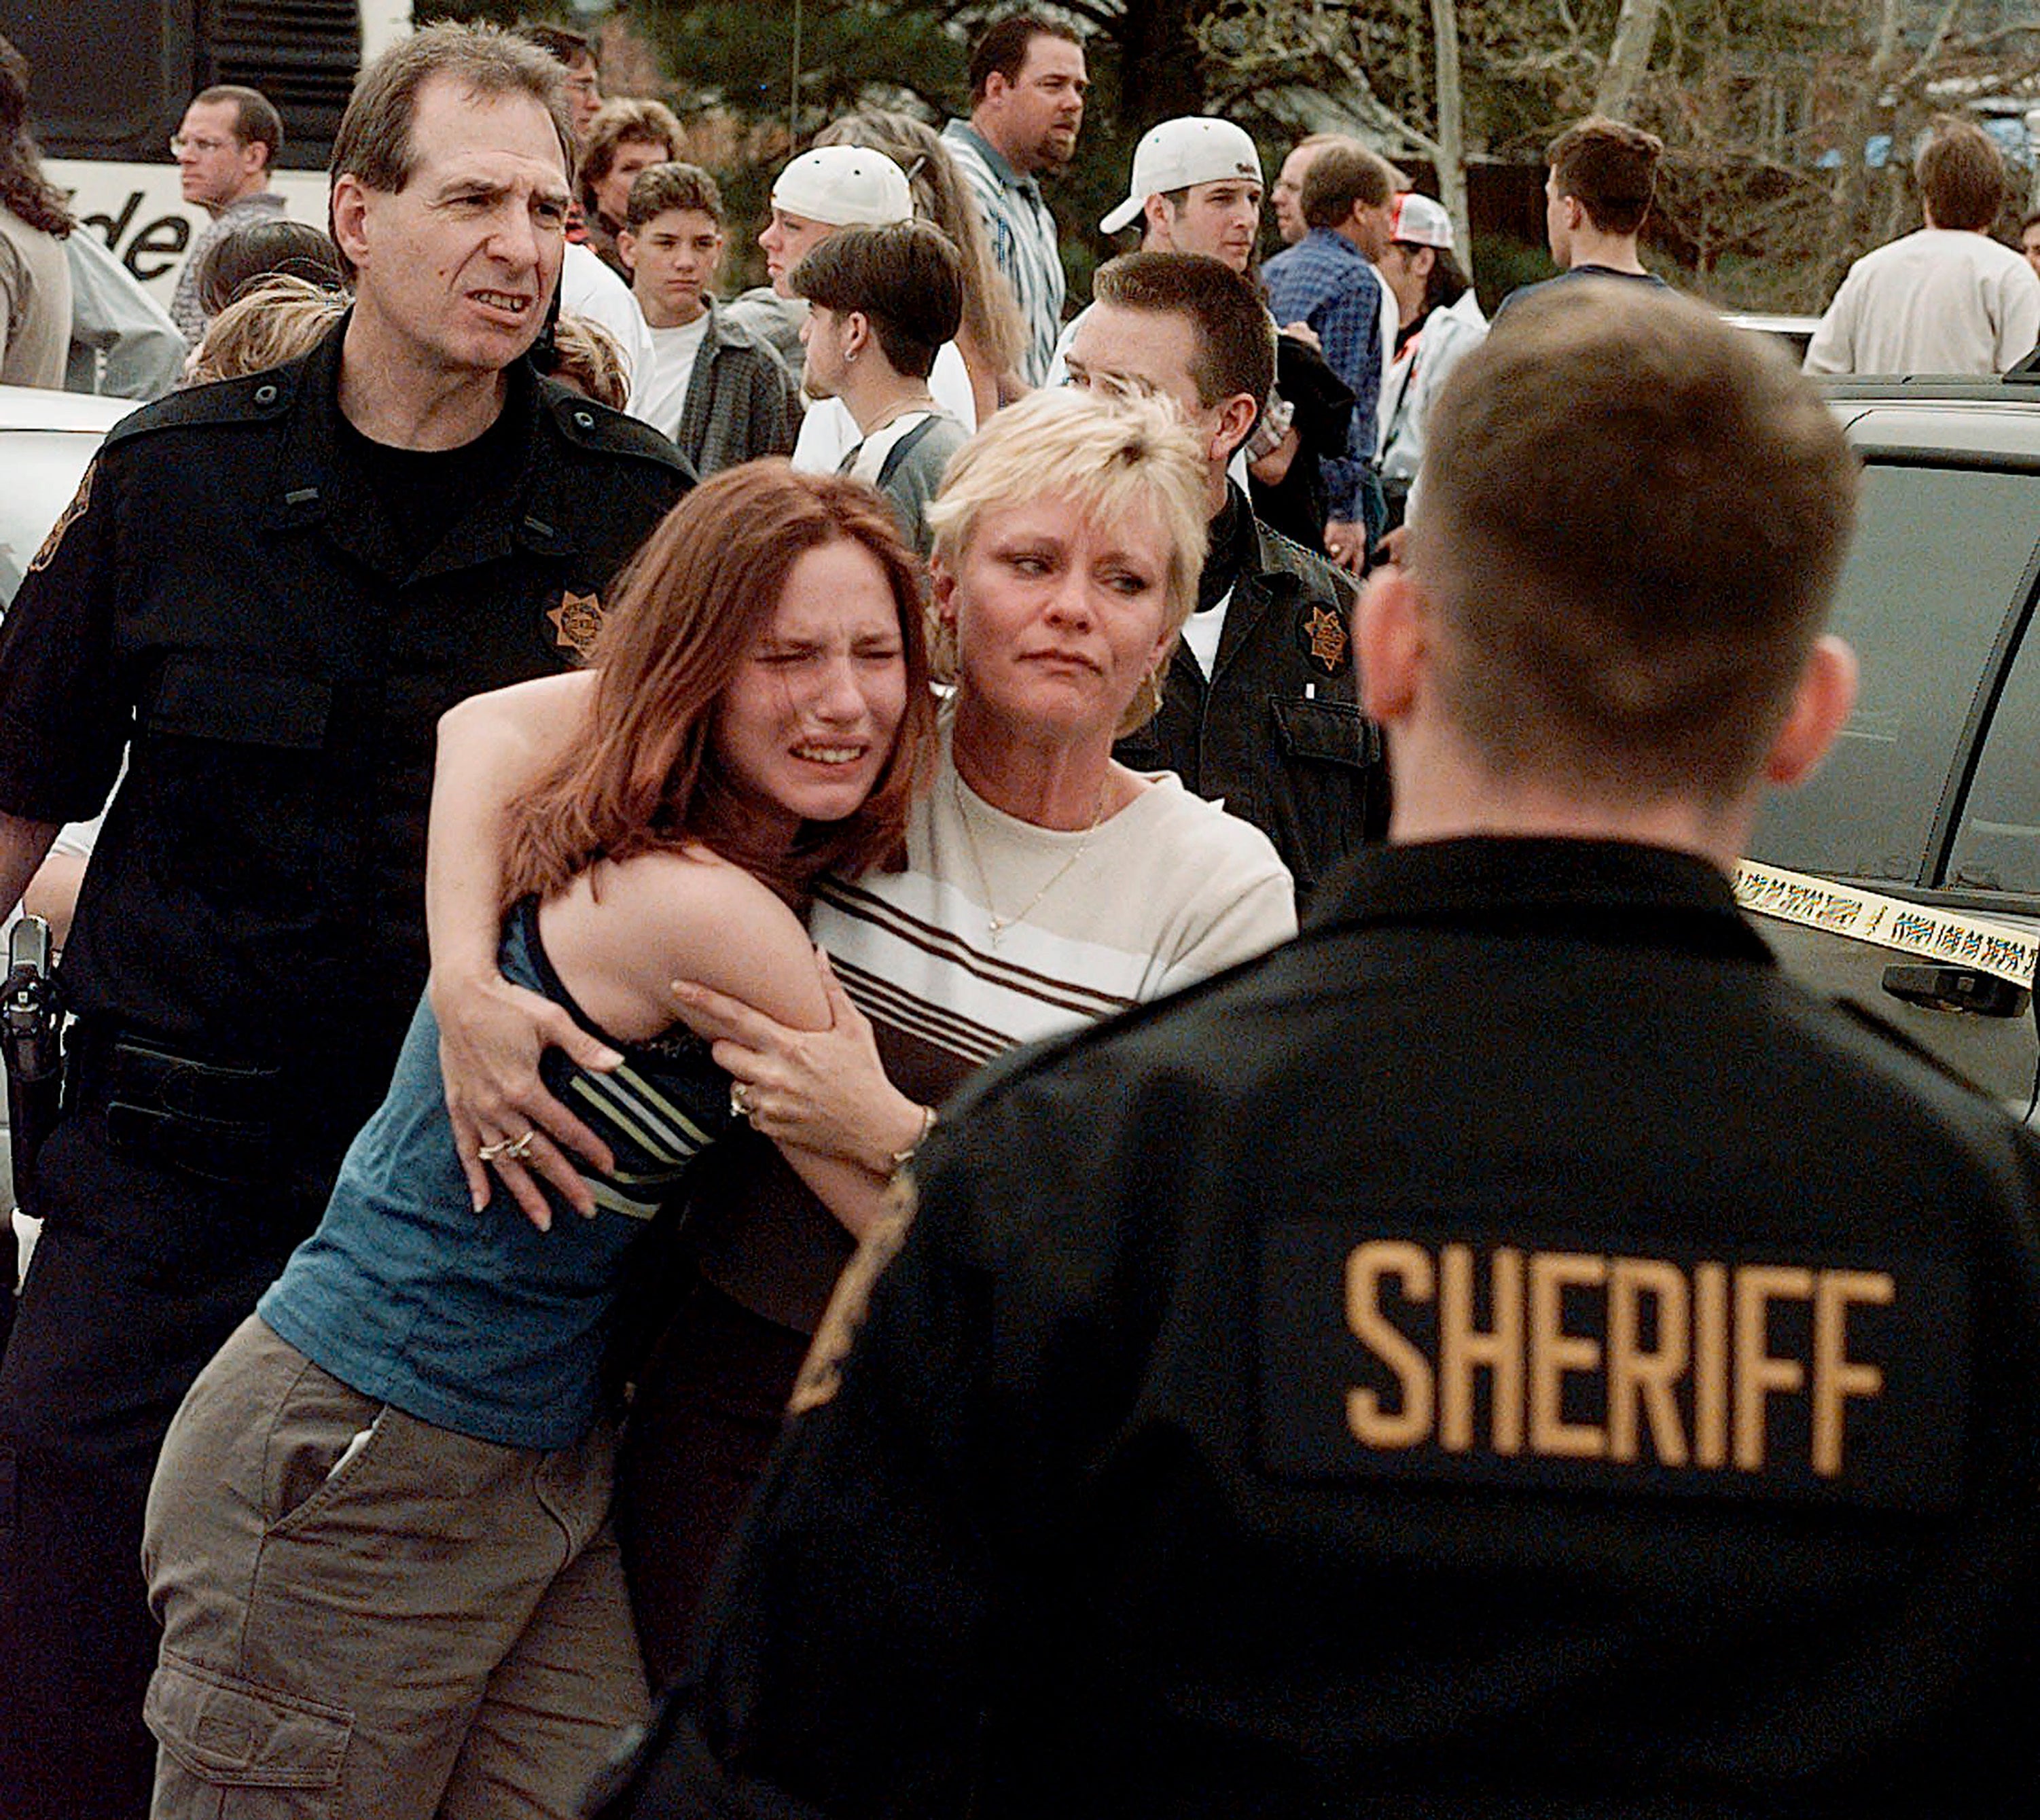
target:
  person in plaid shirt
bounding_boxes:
[1262,141,1400,571]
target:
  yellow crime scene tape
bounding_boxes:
[1734,860,2039,991]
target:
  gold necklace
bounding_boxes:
[951,766,1111,946]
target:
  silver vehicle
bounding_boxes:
[1747,376,2040,1123]
[0,385,133,610]
[1722,312,1821,365]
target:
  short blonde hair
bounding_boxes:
[185,274,345,385]
[550,313,631,411]
[928,387,1208,732]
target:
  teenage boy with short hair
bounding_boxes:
[581,97,685,277]
[736,144,978,474]
[1497,115,1668,321]
[621,162,800,477]
[789,220,969,554]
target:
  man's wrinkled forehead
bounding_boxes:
[399,75,570,195]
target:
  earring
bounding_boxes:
[1124,661,1167,732]
[927,605,959,682]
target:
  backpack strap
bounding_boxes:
[874,413,944,489]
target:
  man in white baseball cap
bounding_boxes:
[763,145,915,272]
[1376,191,1488,531]
[1386,190,1452,251]
[1047,116,1354,559]
[726,145,916,367]
[726,142,979,471]
[1098,115,1264,244]
[1048,116,1266,384]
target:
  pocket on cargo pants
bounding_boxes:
[146,1650,351,1817]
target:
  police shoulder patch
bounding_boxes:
[789,1175,917,1416]
[29,458,94,574]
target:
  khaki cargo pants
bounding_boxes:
[141,1315,650,1818]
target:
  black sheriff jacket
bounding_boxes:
[0,320,692,1150]
[592,837,2040,1820]
[1114,488,1387,907]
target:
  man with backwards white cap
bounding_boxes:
[739,145,979,474]
[1047,116,1266,387]
[1098,115,1266,260]
[1048,118,1355,557]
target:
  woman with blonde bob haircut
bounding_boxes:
[141,464,933,1818]
[927,380,1208,732]
[428,388,1300,1680]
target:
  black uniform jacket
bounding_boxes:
[0,322,691,1147]
[597,838,2040,1820]
[1115,490,1386,908]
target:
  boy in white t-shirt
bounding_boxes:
[620,162,800,476]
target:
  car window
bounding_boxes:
[1749,460,2040,882]
[1947,601,2040,896]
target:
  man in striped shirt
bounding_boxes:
[942,12,1085,387]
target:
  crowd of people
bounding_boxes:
[5,11,2040,1820]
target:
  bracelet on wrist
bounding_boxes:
[887,1105,937,1172]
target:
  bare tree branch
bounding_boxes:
[1594,0,1664,119]
[1428,0,1471,255]
[1899,0,1965,89]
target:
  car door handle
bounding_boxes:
[1881,963,2032,1018]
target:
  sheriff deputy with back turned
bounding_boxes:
[591,285,2040,1819]
[0,24,690,1817]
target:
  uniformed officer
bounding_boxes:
[1067,251,1387,908]
[0,24,689,1815]
[590,287,2040,1818]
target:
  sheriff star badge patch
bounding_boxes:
[547,589,605,665]
[1303,602,1349,673]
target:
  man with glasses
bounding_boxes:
[168,84,286,344]
[517,20,604,143]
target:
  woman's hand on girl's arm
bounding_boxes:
[429,673,615,1225]
[672,950,930,1178]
